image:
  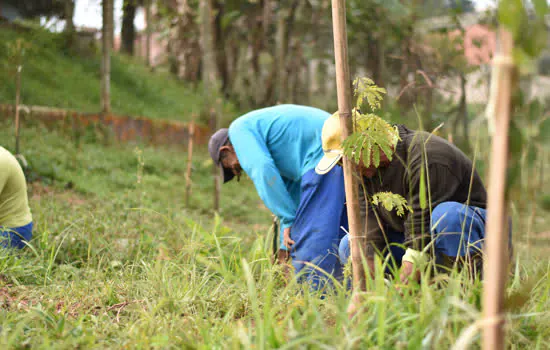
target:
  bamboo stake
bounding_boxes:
[14,65,21,155]
[185,120,195,207]
[330,0,366,306]
[211,108,221,213]
[482,27,514,350]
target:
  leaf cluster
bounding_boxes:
[499,0,549,74]
[507,97,550,192]
[342,77,399,169]
[371,192,413,217]
[353,77,387,111]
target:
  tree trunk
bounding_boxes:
[101,0,113,114]
[201,0,220,212]
[398,36,412,109]
[121,0,136,55]
[227,37,240,93]
[64,0,75,47]
[367,37,384,87]
[213,0,229,95]
[145,0,153,66]
[201,0,217,87]
[167,0,200,82]
[276,11,288,103]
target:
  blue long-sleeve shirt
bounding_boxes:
[228,105,329,232]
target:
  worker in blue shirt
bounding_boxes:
[208,105,348,290]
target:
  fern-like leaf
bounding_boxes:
[371,192,412,217]
[353,77,387,112]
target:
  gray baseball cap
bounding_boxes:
[208,128,235,183]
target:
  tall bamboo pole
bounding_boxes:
[482,27,514,350]
[330,0,365,299]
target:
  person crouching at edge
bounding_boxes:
[0,147,33,249]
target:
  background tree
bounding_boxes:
[121,0,139,55]
[101,0,114,113]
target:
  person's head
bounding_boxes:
[315,112,394,178]
[208,129,243,183]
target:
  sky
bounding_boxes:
[74,0,145,32]
[71,0,496,32]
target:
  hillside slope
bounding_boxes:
[0,25,236,123]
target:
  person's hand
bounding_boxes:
[283,227,295,249]
[399,260,421,285]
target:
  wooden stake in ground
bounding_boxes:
[211,108,221,213]
[185,120,195,207]
[482,27,514,350]
[101,0,113,114]
[14,65,21,155]
[330,0,366,306]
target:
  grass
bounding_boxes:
[0,25,238,125]
[0,118,548,348]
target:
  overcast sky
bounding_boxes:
[72,0,496,32]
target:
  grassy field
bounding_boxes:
[0,25,237,125]
[0,118,549,349]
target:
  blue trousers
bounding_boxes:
[290,167,348,290]
[338,202,492,270]
[1,222,33,249]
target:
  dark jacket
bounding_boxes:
[359,125,487,257]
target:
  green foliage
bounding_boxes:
[353,77,387,111]
[499,0,549,74]
[2,38,32,72]
[343,114,399,168]
[342,78,399,169]
[538,117,550,150]
[371,192,412,217]
[505,97,548,193]
[494,1,549,203]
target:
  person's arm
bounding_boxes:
[229,127,298,232]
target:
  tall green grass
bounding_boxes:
[0,120,549,348]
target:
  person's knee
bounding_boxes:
[431,201,465,233]
[338,235,350,265]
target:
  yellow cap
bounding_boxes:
[315,112,345,175]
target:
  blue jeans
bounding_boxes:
[338,202,497,270]
[1,221,33,249]
[290,167,348,290]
